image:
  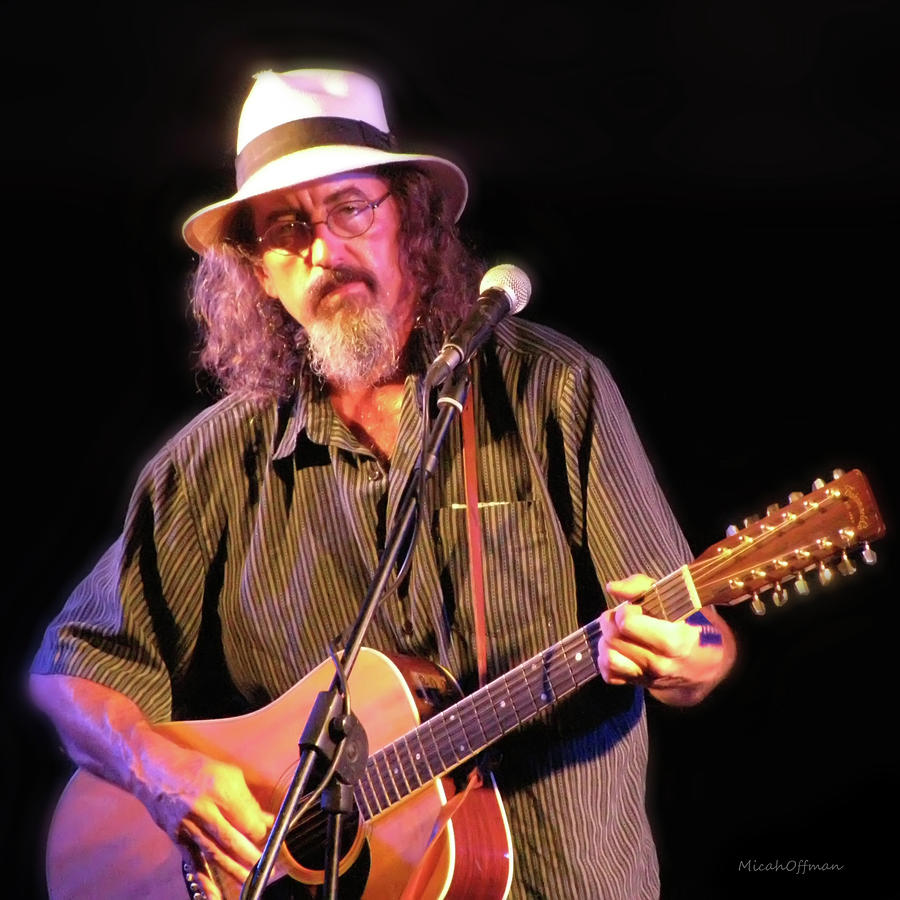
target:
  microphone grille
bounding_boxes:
[479,264,532,314]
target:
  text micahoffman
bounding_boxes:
[739,859,844,875]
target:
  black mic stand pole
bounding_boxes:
[241,369,470,900]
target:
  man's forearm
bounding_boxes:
[29,673,157,793]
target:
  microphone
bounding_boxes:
[426,263,532,386]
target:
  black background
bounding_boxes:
[4,2,897,897]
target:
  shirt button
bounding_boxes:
[402,620,414,635]
[367,465,383,482]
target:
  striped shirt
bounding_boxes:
[34,316,693,899]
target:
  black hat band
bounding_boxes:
[235,116,398,188]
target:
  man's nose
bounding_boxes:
[309,223,346,268]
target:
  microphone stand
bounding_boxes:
[241,368,470,900]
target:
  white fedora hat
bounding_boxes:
[182,68,469,253]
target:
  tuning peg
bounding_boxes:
[772,583,788,607]
[862,542,877,565]
[832,468,845,480]
[812,477,826,490]
[837,551,857,576]
[726,524,739,537]
[818,561,834,585]
[750,592,766,616]
[766,503,780,516]
[794,572,810,595]
[743,514,760,528]
[788,491,804,503]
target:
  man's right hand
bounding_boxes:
[30,674,274,900]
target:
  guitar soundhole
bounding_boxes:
[283,806,361,870]
[282,805,370,899]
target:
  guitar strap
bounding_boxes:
[398,381,492,900]
[398,766,485,900]
[461,384,489,690]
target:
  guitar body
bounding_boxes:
[46,648,514,900]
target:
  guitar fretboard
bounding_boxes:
[353,621,599,818]
[640,566,701,621]
[353,568,696,819]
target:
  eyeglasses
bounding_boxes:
[256,191,392,255]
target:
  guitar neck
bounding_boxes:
[353,468,885,819]
[353,613,607,820]
[354,572,699,819]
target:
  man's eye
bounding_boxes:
[336,201,366,216]
[272,221,302,236]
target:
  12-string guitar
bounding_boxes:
[46,469,885,899]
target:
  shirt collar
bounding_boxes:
[271,366,428,461]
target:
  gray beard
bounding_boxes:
[304,304,401,388]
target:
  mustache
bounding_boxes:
[306,266,378,305]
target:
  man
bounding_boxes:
[31,68,735,899]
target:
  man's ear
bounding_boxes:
[253,262,277,298]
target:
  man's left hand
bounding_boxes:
[598,574,736,706]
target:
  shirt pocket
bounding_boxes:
[433,498,575,675]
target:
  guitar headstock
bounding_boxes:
[691,468,885,614]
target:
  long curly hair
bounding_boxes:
[188,165,484,401]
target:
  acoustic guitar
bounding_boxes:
[45,468,885,899]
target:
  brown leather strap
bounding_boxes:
[398,768,484,900]
[398,389,490,898]
[461,387,488,690]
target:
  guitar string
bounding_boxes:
[284,569,732,855]
[359,626,601,812]
[286,565,716,849]
[282,491,852,854]
[285,623,604,856]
